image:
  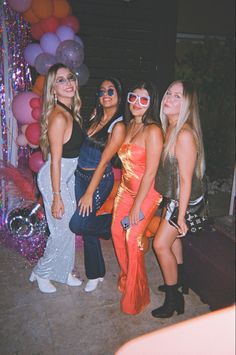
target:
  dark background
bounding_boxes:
[68,0,235,180]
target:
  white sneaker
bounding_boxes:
[84,277,104,292]
[67,273,82,286]
[29,272,56,293]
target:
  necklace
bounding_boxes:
[57,100,73,117]
[128,121,144,141]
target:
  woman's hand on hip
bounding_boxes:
[78,193,93,217]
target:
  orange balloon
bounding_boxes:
[23,7,40,24]
[31,0,53,19]
[52,0,71,18]
[32,75,45,95]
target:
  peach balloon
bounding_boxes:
[23,7,40,23]
[31,0,53,19]
[32,75,45,95]
[52,0,71,18]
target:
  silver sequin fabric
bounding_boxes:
[33,156,78,283]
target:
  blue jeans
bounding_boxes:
[69,166,114,279]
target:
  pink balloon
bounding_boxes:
[31,107,42,121]
[25,122,41,146]
[28,151,44,173]
[40,32,60,56]
[12,92,40,124]
[8,0,32,12]
[56,25,75,42]
[16,133,28,147]
[24,43,43,67]
[30,97,41,109]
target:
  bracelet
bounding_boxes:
[52,190,61,195]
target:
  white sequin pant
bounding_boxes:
[33,156,78,283]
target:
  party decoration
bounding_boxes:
[1,3,32,165]
[56,25,75,41]
[24,43,43,66]
[52,0,71,18]
[74,35,84,48]
[16,133,28,147]
[23,7,40,23]
[29,97,41,108]
[7,202,47,238]
[31,0,53,19]
[75,64,90,86]
[56,40,84,70]
[40,16,59,33]
[35,52,57,75]
[31,107,42,121]
[25,122,40,146]
[32,75,45,95]
[8,0,32,13]
[40,32,60,56]
[12,92,40,125]
[60,15,80,33]
[28,151,44,173]
[31,22,44,39]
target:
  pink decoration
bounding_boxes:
[60,15,80,33]
[12,92,40,125]
[30,97,41,109]
[31,107,42,121]
[25,122,41,145]
[8,0,32,13]
[56,25,75,42]
[28,151,44,173]
[40,32,60,56]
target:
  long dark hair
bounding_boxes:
[87,77,125,148]
[125,80,160,126]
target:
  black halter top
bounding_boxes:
[57,100,85,158]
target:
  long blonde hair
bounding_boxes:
[161,80,205,178]
[40,63,82,160]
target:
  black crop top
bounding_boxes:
[56,100,84,158]
[62,119,84,158]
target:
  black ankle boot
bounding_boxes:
[158,264,189,294]
[152,284,185,318]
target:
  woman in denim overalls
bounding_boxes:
[70,77,126,292]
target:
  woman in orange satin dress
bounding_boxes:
[112,80,163,315]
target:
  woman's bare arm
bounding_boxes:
[175,129,197,235]
[78,122,126,216]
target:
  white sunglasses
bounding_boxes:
[127,92,150,107]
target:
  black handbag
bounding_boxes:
[169,195,208,234]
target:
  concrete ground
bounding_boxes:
[0,191,234,355]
